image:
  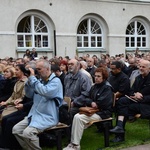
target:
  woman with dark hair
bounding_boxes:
[23,49,31,59]
[0,64,27,108]
[63,68,114,150]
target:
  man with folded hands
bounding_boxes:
[63,67,113,150]
[110,59,150,142]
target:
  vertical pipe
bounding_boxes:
[54,30,57,56]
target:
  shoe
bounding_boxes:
[128,116,137,123]
[109,126,125,133]
[63,143,80,150]
[110,135,125,143]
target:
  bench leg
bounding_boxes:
[54,130,63,150]
[103,121,111,147]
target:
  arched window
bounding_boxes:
[17,15,49,48]
[126,20,147,48]
[77,18,103,49]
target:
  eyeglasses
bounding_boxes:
[68,63,74,66]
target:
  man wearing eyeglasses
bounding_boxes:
[64,58,92,121]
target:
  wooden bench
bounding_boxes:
[86,117,113,147]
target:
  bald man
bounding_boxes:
[86,57,97,83]
[110,59,150,142]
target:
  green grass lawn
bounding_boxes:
[43,118,150,150]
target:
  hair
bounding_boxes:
[3,66,16,77]
[51,64,61,72]
[26,61,36,69]
[36,59,51,70]
[16,64,26,73]
[111,60,123,69]
[95,67,109,80]
[60,60,68,71]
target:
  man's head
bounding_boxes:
[139,59,150,77]
[68,59,80,74]
[128,58,136,68]
[36,59,51,80]
[86,57,94,67]
[110,61,122,75]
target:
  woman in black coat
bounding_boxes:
[63,68,114,150]
[0,66,17,102]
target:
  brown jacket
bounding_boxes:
[6,77,27,104]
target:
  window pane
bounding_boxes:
[131,37,134,47]
[17,16,31,33]
[43,36,48,47]
[25,35,32,47]
[91,20,101,34]
[91,36,95,47]
[84,36,88,47]
[126,37,129,47]
[142,37,146,47]
[77,19,88,34]
[77,36,82,47]
[18,35,24,47]
[97,37,102,47]
[34,17,47,33]
[35,35,41,47]
[137,37,141,47]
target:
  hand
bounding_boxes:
[15,103,23,110]
[91,102,98,108]
[14,98,22,105]
[0,101,7,106]
[130,92,143,101]
[71,102,74,107]
[134,92,143,100]
[28,68,35,76]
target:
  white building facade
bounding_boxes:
[0,0,150,59]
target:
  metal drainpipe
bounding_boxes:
[54,30,57,56]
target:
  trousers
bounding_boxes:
[12,117,42,150]
[71,113,101,145]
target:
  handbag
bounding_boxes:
[79,107,99,116]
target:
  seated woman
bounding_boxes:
[0,64,27,107]
[0,66,17,103]
[0,62,36,149]
[63,68,114,150]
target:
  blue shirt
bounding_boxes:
[25,73,63,130]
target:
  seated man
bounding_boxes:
[63,68,113,150]
[64,59,92,120]
[110,59,150,142]
[12,59,63,150]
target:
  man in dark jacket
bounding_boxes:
[108,60,130,142]
[110,59,150,142]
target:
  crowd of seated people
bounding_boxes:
[0,50,149,149]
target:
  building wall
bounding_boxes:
[0,0,150,59]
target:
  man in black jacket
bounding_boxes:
[110,59,150,141]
